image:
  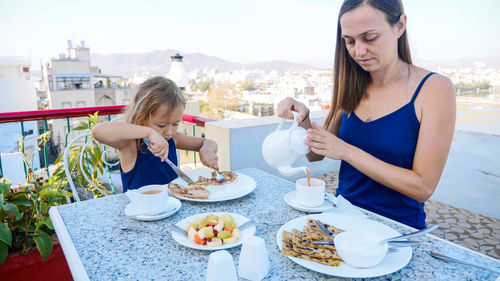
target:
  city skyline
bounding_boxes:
[1,0,499,68]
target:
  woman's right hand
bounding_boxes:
[276,97,310,122]
[146,130,170,161]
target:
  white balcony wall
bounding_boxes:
[206,110,340,181]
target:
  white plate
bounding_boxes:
[169,172,256,202]
[284,191,336,213]
[276,213,412,278]
[172,212,256,251]
[124,197,181,221]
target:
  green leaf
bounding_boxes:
[0,223,12,246]
[9,193,32,207]
[2,204,20,220]
[0,241,8,265]
[33,231,53,260]
[0,178,11,199]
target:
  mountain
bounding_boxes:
[91,49,318,77]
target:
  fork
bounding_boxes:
[214,169,224,183]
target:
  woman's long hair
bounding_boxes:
[323,0,412,130]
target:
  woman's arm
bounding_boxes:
[173,133,219,169]
[306,110,343,162]
[307,75,456,202]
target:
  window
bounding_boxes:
[22,67,29,73]
[76,101,86,107]
[61,102,72,108]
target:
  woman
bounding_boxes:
[277,0,455,229]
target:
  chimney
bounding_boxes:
[167,53,188,90]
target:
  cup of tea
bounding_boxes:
[295,178,325,207]
[125,184,170,215]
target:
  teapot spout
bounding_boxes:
[278,166,308,177]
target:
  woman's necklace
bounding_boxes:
[364,65,411,122]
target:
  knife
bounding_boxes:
[312,240,421,247]
[142,138,195,184]
[314,219,335,237]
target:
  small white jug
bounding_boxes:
[262,112,310,177]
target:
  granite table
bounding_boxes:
[49,168,500,280]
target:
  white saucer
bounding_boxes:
[284,191,336,213]
[124,197,181,221]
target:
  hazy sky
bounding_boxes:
[1,0,499,68]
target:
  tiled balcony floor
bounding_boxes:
[318,172,500,260]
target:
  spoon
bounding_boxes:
[324,194,337,207]
[379,224,439,245]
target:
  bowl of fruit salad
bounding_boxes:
[171,212,256,250]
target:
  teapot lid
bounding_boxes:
[289,127,310,155]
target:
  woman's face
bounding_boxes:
[144,104,184,140]
[340,4,405,72]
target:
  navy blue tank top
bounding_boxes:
[337,72,435,229]
[120,138,179,192]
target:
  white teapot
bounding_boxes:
[262,112,310,177]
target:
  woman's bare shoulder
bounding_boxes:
[413,66,455,101]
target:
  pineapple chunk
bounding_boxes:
[232,228,240,239]
[188,227,197,241]
[207,238,222,247]
[214,221,224,233]
[197,228,207,239]
[222,235,238,244]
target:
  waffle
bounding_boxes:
[281,220,344,266]
[168,171,238,199]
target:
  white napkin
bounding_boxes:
[321,194,367,218]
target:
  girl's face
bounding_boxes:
[340,4,405,72]
[144,104,184,140]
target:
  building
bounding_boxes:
[0,56,40,183]
[42,40,133,149]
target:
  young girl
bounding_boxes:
[92,76,219,192]
[278,0,455,229]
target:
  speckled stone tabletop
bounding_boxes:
[55,168,500,281]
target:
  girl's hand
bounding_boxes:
[199,145,219,170]
[277,97,310,122]
[306,122,350,160]
[147,131,170,161]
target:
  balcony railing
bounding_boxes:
[0,105,215,178]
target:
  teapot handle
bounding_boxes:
[276,111,299,132]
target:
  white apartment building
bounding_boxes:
[43,41,133,149]
[0,56,40,183]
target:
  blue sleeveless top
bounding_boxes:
[120,138,179,192]
[337,72,435,229]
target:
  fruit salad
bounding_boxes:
[185,214,240,246]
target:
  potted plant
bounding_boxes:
[0,131,73,280]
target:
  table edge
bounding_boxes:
[49,207,91,281]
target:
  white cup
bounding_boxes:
[125,184,170,215]
[295,178,325,207]
[206,250,237,281]
[238,236,269,281]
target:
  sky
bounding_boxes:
[1,0,499,68]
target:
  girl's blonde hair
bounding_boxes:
[125,76,186,126]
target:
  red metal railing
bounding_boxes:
[0,105,214,126]
[0,105,216,178]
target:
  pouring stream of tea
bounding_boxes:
[306,168,311,186]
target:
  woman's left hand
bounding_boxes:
[306,122,350,160]
[199,145,219,170]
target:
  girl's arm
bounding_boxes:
[307,75,456,202]
[92,122,153,149]
[173,133,219,169]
